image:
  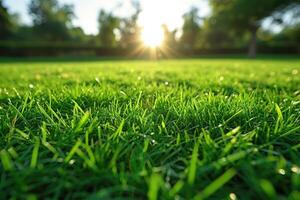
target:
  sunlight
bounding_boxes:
[138,0,172,48]
[141,26,164,48]
[137,0,210,48]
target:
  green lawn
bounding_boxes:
[0,57,300,199]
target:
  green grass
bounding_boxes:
[0,57,299,199]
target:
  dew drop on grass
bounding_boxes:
[165,81,169,85]
[278,168,286,175]
[291,166,300,174]
[95,77,100,83]
[29,84,34,89]
[69,159,76,165]
[229,193,237,200]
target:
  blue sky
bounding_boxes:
[3,0,210,35]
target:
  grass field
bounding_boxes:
[0,57,300,199]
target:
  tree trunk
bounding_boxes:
[248,27,258,58]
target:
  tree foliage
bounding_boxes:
[209,0,300,56]
[180,7,200,50]
[200,18,240,49]
[162,24,177,49]
[210,0,299,30]
[29,0,74,41]
[98,10,120,48]
[0,0,14,39]
[271,23,300,47]
[118,1,142,48]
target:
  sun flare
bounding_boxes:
[138,0,172,48]
[141,26,164,48]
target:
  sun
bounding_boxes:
[141,26,164,48]
[138,0,170,48]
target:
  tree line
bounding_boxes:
[1,0,300,57]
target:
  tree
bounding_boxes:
[161,24,177,49]
[283,23,300,46]
[199,16,245,49]
[0,0,14,39]
[119,1,142,48]
[180,7,201,50]
[29,0,74,42]
[209,0,300,57]
[269,23,300,49]
[98,10,120,48]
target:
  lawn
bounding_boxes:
[0,57,299,199]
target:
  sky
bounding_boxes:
[3,0,210,35]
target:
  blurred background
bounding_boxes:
[0,0,299,57]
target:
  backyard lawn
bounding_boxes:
[0,57,299,199]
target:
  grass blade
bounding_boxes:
[0,150,14,171]
[188,142,199,185]
[65,139,82,163]
[194,168,236,200]
[75,112,90,133]
[148,173,162,200]
[30,138,40,168]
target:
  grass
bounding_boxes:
[0,57,299,199]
